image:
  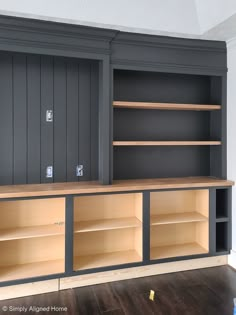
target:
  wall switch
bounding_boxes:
[46,110,53,122]
[46,166,53,178]
[76,165,83,177]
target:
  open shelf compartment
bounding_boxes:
[73,193,143,270]
[150,189,209,259]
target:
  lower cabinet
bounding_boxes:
[0,198,65,282]
[73,193,143,270]
[0,186,231,285]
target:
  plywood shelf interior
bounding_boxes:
[0,224,65,241]
[74,250,141,270]
[151,212,208,226]
[74,217,141,233]
[0,259,64,282]
[151,243,208,260]
[113,101,221,111]
[73,193,143,269]
[150,189,209,259]
[113,141,221,146]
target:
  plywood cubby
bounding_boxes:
[0,198,65,282]
[73,193,143,270]
[150,190,209,259]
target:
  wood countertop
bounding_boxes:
[0,177,233,199]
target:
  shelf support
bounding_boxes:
[143,191,150,263]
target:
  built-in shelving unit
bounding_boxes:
[113,101,221,111]
[73,193,143,270]
[150,189,209,260]
[0,198,65,282]
[216,189,230,252]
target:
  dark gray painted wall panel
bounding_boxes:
[54,57,67,182]
[0,53,13,185]
[0,51,99,185]
[90,63,99,180]
[13,54,27,184]
[66,60,79,182]
[27,55,41,184]
[41,56,54,183]
[78,63,91,181]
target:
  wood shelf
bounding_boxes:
[74,250,141,270]
[113,141,221,146]
[113,101,221,111]
[151,212,208,226]
[0,224,65,241]
[0,259,64,282]
[74,217,141,233]
[151,243,208,260]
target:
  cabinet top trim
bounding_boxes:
[0,177,233,199]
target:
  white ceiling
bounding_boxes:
[0,0,236,41]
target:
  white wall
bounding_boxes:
[0,0,200,34]
[195,0,236,33]
[227,40,236,268]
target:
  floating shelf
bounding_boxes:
[113,141,221,146]
[0,259,64,282]
[0,224,65,241]
[74,217,141,233]
[151,243,208,260]
[74,250,141,270]
[151,212,208,226]
[113,101,221,111]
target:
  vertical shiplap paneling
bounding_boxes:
[27,55,41,184]
[66,59,79,182]
[0,53,13,185]
[13,54,27,184]
[41,56,54,183]
[90,62,99,180]
[54,57,67,182]
[78,62,91,181]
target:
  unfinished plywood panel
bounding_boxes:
[74,193,142,233]
[74,227,142,270]
[150,222,209,259]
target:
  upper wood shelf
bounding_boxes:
[0,224,65,241]
[113,101,221,111]
[113,141,221,146]
[74,217,141,233]
[0,177,233,198]
[151,212,208,226]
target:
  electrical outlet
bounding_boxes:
[46,166,53,178]
[46,110,53,122]
[76,165,83,177]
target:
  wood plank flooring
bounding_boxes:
[0,266,236,314]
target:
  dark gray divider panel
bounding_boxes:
[0,51,99,185]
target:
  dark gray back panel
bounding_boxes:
[0,51,99,185]
[113,146,210,180]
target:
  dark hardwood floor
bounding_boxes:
[0,266,236,315]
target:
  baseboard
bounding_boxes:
[0,279,59,301]
[228,250,236,269]
[60,255,227,290]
